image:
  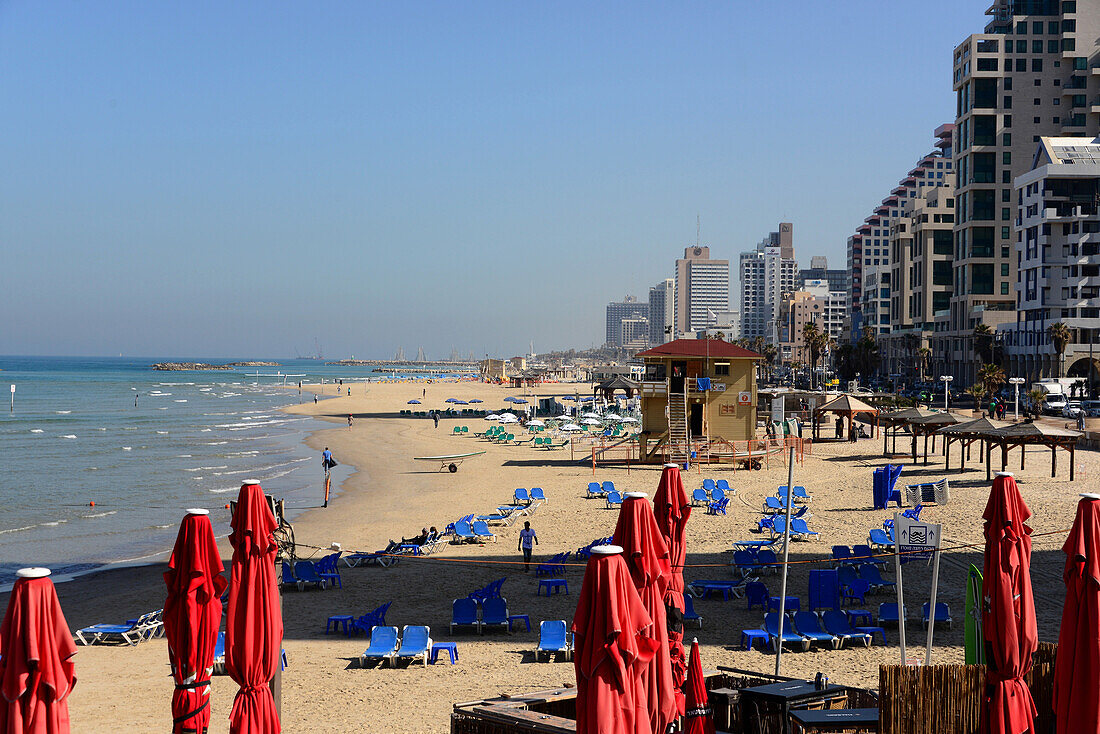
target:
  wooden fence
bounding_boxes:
[879,642,1057,734]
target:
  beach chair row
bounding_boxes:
[468,577,506,601]
[75,609,164,646]
[746,611,880,652]
[535,552,571,577]
[692,485,729,506]
[450,517,497,543]
[575,536,613,559]
[585,481,616,499]
[732,549,779,578]
[359,625,434,668]
[830,544,884,568]
[212,631,288,674]
[450,596,512,635]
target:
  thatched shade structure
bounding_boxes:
[937,416,1010,473]
[908,412,967,465]
[986,422,1083,481]
[880,407,937,456]
[812,394,879,441]
[596,375,640,401]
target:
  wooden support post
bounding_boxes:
[1021,443,1025,471]
[986,441,992,482]
[884,425,889,456]
[912,432,918,464]
[1052,443,1057,478]
[924,432,929,466]
[1002,443,1008,471]
[1071,445,1075,481]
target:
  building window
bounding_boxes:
[1016,58,1027,72]
[1032,40,1043,54]
[972,264,995,294]
[1002,263,1010,277]
[1033,59,1043,73]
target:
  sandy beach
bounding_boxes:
[8,379,1093,733]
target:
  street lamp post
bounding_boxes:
[939,375,954,410]
[1009,377,1025,421]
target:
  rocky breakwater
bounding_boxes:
[151,362,234,371]
[225,361,282,367]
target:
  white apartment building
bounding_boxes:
[1003,135,1100,381]
[648,279,675,346]
[675,246,730,335]
[739,223,798,341]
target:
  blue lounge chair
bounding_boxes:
[878,603,906,626]
[790,518,818,539]
[481,596,509,634]
[756,549,779,575]
[837,566,859,591]
[212,630,226,673]
[280,562,298,589]
[706,497,729,515]
[601,481,615,495]
[859,564,896,592]
[852,544,878,567]
[471,520,496,542]
[732,550,759,578]
[530,487,547,503]
[841,579,871,606]
[745,582,769,611]
[821,610,872,648]
[711,487,726,503]
[76,613,151,646]
[691,489,709,506]
[536,620,573,661]
[359,626,400,667]
[793,611,840,649]
[763,496,786,513]
[868,528,894,549]
[453,520,477,543]
[451,598,480,634]
[922,602,952,629]
[294,560,328,590]
[716,479,732,494]
[702,479,716,492]
[683,594,702,628]
[832,545,855,566]
[606,490,623,509]
[392,625,433,667]
[763,613,810,652]
[586,482,604,498]
[514,488,531,505]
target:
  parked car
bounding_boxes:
[1084,400,1100,418]
[1044,395,1068,414]
[1062,402,1085,418]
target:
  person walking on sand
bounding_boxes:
[347,414,353,428]
[322,447,337,471]
[314,395,318,404]
[518,521,538,572]
[432,411,439,429]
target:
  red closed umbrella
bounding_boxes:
[652,463,691,717]
[682,638,715,734]
[613,493,676,733]
[572,545,660,734]
[1053,493,1100,733]
[164,509,227,734]
[0,568,77,734]
[980,472,1037,734]
[226,482,283,734]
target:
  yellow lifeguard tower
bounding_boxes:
[636,339,761,464]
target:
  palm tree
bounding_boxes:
[917,347,932,383]
[1027,388,1047,418]
[974,324,995,364]
[802,322,821,389]
[967,383,987,414]
[978,363,1007,404]
[855,327,880,379]
[1048,322,1073,378]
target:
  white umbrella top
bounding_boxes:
[527,420,545,427]
[581,418,601,425]
[582,412,602,419]
[560,423,583,432]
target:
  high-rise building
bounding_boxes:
[1003,135,1100,381]
[739,223,798,341]
[605,296,649,348]
[879,126,957,377]
[648,279,676,346]
[675,246,730,335]
[946,0,1100,384]
[799,256,848,294]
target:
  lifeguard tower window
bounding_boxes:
[670,361,686,393]
[645,363,666,381]
[714,362,730,376]
[690,404,704,436]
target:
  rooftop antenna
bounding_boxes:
[696,214,700,247]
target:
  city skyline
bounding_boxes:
[1,1,979,358]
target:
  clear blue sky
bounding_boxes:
[0,0,983,359]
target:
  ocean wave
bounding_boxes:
[30,429,43,433]
[183,465,228,472]
[205,441,228,445]
[41,520,68,526]
[208,487,239,494]
[156,431,169,434]
[122,446,132,451]
[177,454,193,458]
[59,434,76,439]
[82,510,118,519]
[174,399,188,403]
[55,410,71,414]
[200,428,212,432]
[0,525,37,535]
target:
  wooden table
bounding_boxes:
[790,707,878,733]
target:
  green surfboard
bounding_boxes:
[965,564,984,665]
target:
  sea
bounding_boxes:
[0,356,471,589]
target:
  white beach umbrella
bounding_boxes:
[499,415,519,424]
[499,412,517,420]
[619,416,639,423]
[604,413,621,421]
[527,420,545,427]
[582,412,602,419]
[485,414,501,420]
[560,424,583,432]
[582,418,601,426]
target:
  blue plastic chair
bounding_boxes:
[393,625,432,667]
[586,482,604,498]
[837,566,859,590]
[683,594,702,628]
[280,562,297,589]
[732,550,758,577]
[453,520,477,543]
[691,489,709,506]
[711,487,726,503]
[601,481,615,495]
[868,528,894,549]
[832,545,854,566]
[359,626,400,667]
[706,497,729,515]
[790,518,818,539]
[471,520,496,541]
[842,579,871,606]
[763,496,786,512]
[481,596,509,634]
[878,602,904,625]
[922,602,952,629]
[756,549,778,574]
[514,488,531,505]
[793,611,839,649]
[745,582,769,611]
[536,620,572,661]
[451,598,480,634]
[702,479,716,492]
[530,487,547,502]
[606,490,623,509]
[716,479,731,494]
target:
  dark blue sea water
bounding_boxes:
[0,356,467,588]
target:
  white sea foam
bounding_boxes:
[55,410,71,414]
[0,525,37,535]
[208,487,239,494]
[60,434,76,439]
[184,465,228,472]
[30,429,44,433]
[177,454,193,458]
[200,428,212,432]
[122,446,132,451]
[174,399,187,403]
[82,510,117,519]
[156,431,169,435]
[41,520,67,526]
[205,441,228,445]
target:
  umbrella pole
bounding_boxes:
[774,446,796,677]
